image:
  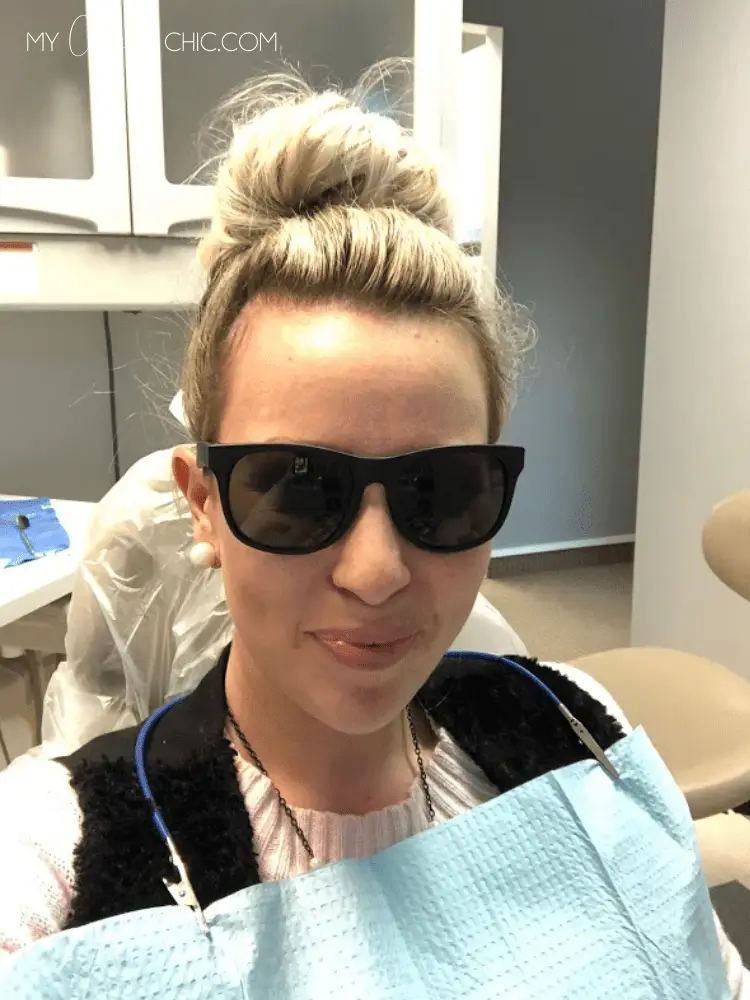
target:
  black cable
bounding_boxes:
[103,310,121,484]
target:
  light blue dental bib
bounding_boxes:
[1,726,729,999]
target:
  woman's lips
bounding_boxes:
[312,627,417,644]
[311,633,420,669]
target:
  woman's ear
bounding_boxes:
[172,446,218,546]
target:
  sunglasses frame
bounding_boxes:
[196,442,525,555]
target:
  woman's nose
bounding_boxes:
[331,485,411,604]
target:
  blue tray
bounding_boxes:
[0,497,71,568]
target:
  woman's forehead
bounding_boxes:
[222,371,487,451]
[231,298,467,364]
[219,301,488,445]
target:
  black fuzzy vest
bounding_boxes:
[58,647,624,931]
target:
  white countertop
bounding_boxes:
[0,497,96,630]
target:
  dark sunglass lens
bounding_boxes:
[228,450,351,550]
[394,451,507,549]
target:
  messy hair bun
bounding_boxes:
[181,61,532,444]
[199,74,454,268]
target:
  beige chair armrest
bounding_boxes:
[572,646,750,819]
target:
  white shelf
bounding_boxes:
[0,236,205,310]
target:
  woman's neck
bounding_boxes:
[224,640,435,815]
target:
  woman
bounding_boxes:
[0,68,746,997]
[33,430,526,758]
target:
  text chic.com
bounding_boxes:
[164,32,278,53]
[25,16,278,57]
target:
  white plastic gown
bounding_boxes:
[38,447,231,757]
[39,398,527,756]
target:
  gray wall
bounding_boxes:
[0,311,186,500]
[465,0,665,551]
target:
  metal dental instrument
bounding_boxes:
[15,514,35,556]
[0,513,36,557]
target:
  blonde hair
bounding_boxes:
[180,63,532,444]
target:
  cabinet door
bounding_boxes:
[123,0,461,237]
[0,0,131,235]
[456,26,504,282]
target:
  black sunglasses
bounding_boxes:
[196,442,525,555]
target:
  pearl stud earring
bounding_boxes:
[188,542,216,569]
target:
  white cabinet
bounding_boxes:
[123,0,461,236]
[457,25,503,284]
[0,0,461,304]
[0,0,131,235]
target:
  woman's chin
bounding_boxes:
[309,686,413,737]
